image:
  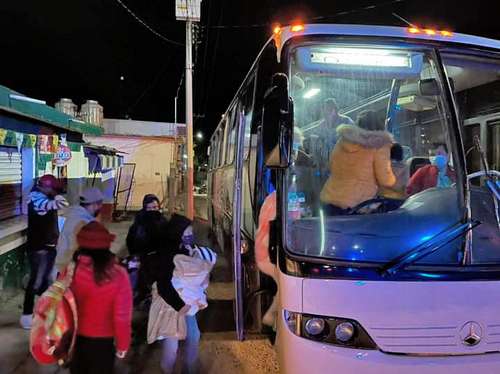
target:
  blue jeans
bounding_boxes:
[23,249,57,314]
[161,315,200,374]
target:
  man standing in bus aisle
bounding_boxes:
[406,142,456,196]
[20,174,69,330]
[54,187,104,273]
[302,97,354,213]
[304,98,354,181]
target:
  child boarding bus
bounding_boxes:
[207,23,500,373]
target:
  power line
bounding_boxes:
[176,72,185,99]
[312,0,408,21]
[201,5,224,126]
[209,23,267,29]
[206,0,409,29]
[125,61,172,116]
[112,0,184,47]
[392,12,416,28]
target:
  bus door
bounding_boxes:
[443,52,500,259]
[232,108,247,340]
[233,74,259,340]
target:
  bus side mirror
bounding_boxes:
[262,74,293,169]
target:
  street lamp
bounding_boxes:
[195,131,203,141]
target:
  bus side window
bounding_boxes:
[242,78,256,160]
[218,123,227,167]
[226,107,238,164]
[212,133,219,168]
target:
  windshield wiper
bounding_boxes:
[380,219,481,276]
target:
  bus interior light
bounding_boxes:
[310,49,411,68]
[303,88,321,99]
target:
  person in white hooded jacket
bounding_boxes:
[55,188,104,272]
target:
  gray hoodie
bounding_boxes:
[55,205,95,271]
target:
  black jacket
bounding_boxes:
[27,189,61,251]
[126,211,169,256]
[153,214,193,311]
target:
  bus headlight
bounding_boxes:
[305,318,328,337]
[284,311,377,350]
[335,322,355,342]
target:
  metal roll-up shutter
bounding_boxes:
[0,146,22,221]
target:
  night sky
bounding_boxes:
[1,0,500,150]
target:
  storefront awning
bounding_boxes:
[0,85,103,136]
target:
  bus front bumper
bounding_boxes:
[276,314,500,374]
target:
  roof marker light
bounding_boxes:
[273,25,281,34]
[291,24,304,32]
[408,27,453,37]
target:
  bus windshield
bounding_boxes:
[285,43,498,266]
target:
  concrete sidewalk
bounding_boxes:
[0,218,278,374]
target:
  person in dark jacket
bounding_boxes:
[126,194,165,256]
[70,221,132,374]
[21,175,68,330]
[152,213,200,374]
[126,194,169,303]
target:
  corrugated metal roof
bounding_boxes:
[0,85,103,136]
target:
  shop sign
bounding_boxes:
[53,134,72,166]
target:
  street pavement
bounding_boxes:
[0,216,278,374]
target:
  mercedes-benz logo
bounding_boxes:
[459,321,483,346]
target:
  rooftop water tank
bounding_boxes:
[55,98,78,118]
[80,100,103,126]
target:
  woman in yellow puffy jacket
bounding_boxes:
[320,110,396,215]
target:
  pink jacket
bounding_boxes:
[255,192,277,263]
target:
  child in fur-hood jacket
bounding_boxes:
[320,110,396,211]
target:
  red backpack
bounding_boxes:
[30,262,78,366]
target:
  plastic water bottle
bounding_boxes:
[288,174,301,220]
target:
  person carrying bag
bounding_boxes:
[30,261,78,367]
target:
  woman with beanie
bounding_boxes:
[150,213,200,374]
[70,221,132,374]
[320,110,396,215]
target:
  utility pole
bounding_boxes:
[185,19,194,220]
[176,0,200,220]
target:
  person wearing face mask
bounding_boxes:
[406,143,456,196]
[126,194,164,256]
[126,194,169,302]
[55,188,104,273]
[148,213,204,374]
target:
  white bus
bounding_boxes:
[208,23,500,373]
